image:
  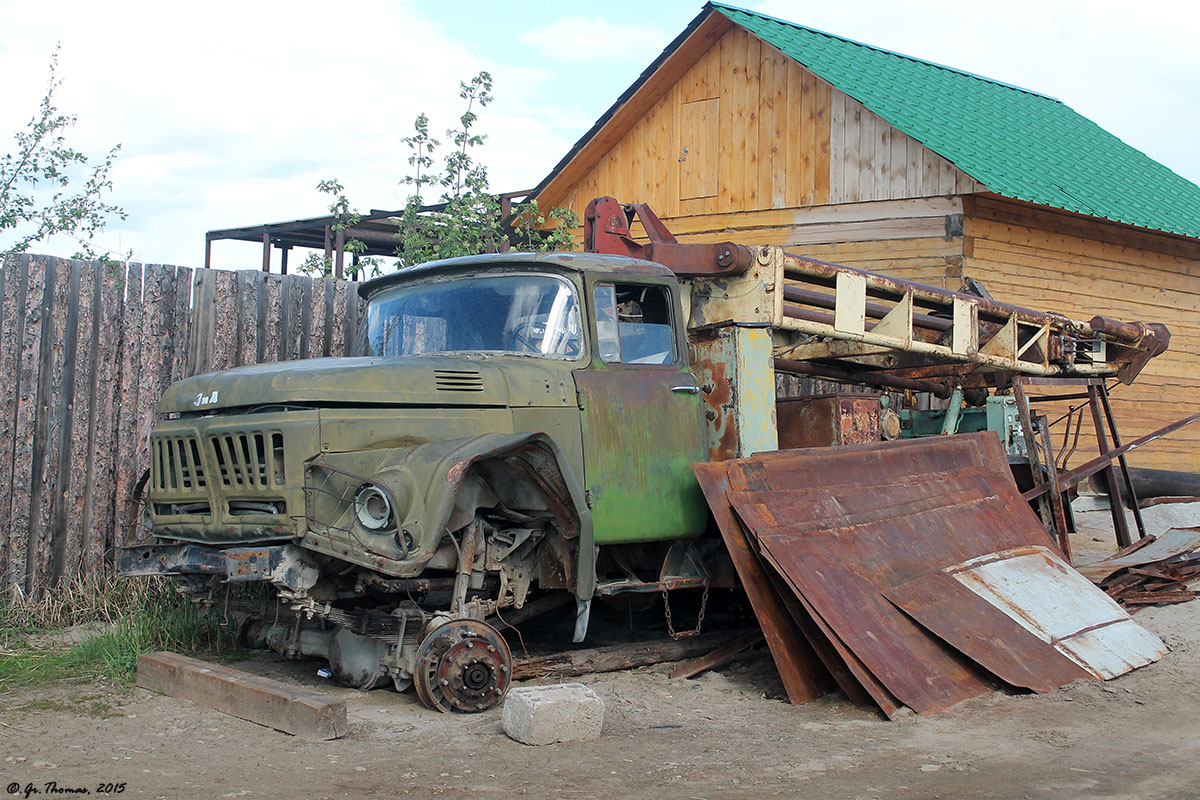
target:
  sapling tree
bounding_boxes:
[1,46,124,260]
[301,71,578,278]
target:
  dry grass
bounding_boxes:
[1,571,174,632]
[0,572,238,691]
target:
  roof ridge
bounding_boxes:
[707,1,1060,103]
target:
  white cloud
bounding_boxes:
[517,17,674,64]
[3,0,1196,268]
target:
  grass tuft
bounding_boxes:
[1,573,239,693]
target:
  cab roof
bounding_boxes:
[358,251,675,299]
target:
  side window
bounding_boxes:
[593,283,677,365]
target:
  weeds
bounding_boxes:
[1,573,239,693]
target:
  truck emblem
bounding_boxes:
[193,390,219,407]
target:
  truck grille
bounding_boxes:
[434,369,484,392]
[151,436,208,490]
[210,432,286,488]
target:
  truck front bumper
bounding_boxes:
[118,543,288,582]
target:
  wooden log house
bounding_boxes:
[528,2,1200,472]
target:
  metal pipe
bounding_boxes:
[451,522,479,615]
[783,286,953,332]
[940,387,964,435]
[1025,411,1200,500]
[775,316,1116,377]
[782,252,1088,332]
[774,357,954,398]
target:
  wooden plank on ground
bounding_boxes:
[136,652,348,740]
[668,628,765,680]
[511,634,729,681]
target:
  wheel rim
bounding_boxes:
[412,619,512,713]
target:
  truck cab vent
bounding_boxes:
[434,369,484,392]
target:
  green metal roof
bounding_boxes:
[712,2,1200,240]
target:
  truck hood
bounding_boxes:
[159,356,577,413]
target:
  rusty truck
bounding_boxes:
[119,197,1169,712]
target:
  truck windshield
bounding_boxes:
[365,273,583,358]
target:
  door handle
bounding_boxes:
[670,385,701,394]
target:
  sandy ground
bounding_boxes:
[3,501,1199,800]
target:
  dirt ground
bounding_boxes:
[3,502,1199,800]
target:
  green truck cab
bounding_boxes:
[122,252,715,711]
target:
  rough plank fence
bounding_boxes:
[0,254,361,600]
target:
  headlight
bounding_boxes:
[353,484,394,531]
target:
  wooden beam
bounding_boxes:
[668,628,765,679]
[136,651,348,740]
[511,633,730,680]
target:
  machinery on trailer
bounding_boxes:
[120,197,1170,712]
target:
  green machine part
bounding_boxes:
[899,395,1026,457]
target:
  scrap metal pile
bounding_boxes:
[1078,528,1200,608]
[694,433,1168,719]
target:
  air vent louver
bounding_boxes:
[434,369,484,392]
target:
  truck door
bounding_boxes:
[573,280,708,545]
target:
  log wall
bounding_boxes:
[0,255,361,598]
[961,197,1200,473]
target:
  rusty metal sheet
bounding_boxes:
[776,394,880,449]
[931,546,1167,679]
[763,569,902,716]
[692,461,834,705]
[718,433,1078,715]
[732,489,995,715]
[885,563,1094,692]
[1076,527,1200,584]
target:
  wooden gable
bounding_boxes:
[535,22,984,224]
[531,12,1199,473]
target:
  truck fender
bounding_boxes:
[404,431,596,601]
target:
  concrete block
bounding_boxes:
[502,683,604,745]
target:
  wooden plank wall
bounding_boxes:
[961,199,1200,472]
[0,255,362,598]
[540,24,982,227]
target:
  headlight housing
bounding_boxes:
[354,484,394,531]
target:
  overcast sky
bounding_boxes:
[2,0,1196,270]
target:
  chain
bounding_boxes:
[662,581,709,640]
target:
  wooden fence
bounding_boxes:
[0,254,361,599]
